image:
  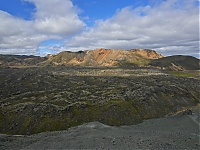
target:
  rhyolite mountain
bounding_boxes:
[43,48,163,66]
[0,48,163,67]
[0,48,199,70]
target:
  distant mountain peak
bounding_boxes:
[1,49,199,70]
[43,48,163,66]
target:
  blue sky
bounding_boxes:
[0,0,35,20]
[0,0,199,57]
[72,0,149,26]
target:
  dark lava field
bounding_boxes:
[0,67,199,135]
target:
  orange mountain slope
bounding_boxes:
[44,48,163,66]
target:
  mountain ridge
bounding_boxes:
[43,48,163,66]
[149,55,200,71]
[0,49,199,70]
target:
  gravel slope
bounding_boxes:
[0,108,199,150]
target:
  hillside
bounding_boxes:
[43,48,163,66]
[0,54,47,67]
[1,50,199,70]
[0,67,199,135]
[149,55,200,71]
[1,112,199,149]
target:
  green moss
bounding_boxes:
[168,71,200,78]
[35,115,60,133]
[97,100,141,125]
[0,95,197,135]
[23,116,31,128]
[0,66,199,135]
[0,112,3,129]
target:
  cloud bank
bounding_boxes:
[0,0,84,55]
[0,0,199,57]
[65,0,199,57]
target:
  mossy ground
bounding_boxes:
[167,70,200,78]
[0,67,199,135]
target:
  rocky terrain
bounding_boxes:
[0,106,199,149]
[0,66,199,135]
[0,49,199,149]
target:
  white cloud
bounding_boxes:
[0,0,199,57]
[65,0,199,57]
[26,0,84,35]
[0,10,46,51]
[0,0,84,55]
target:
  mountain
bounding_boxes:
[0,54,47,67]
[0,49,199,70]
[149,55,200,71]
[43,48,163,66]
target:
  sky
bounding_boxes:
[0,0,199,57]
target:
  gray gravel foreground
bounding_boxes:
[0,112,199,150]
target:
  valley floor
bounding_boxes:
[0,106,199,150]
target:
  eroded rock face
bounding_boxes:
[43,48,163,66]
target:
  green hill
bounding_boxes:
[0,54,47,67]
[149,55,200,71]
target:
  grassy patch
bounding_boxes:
[167,70,200,78]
